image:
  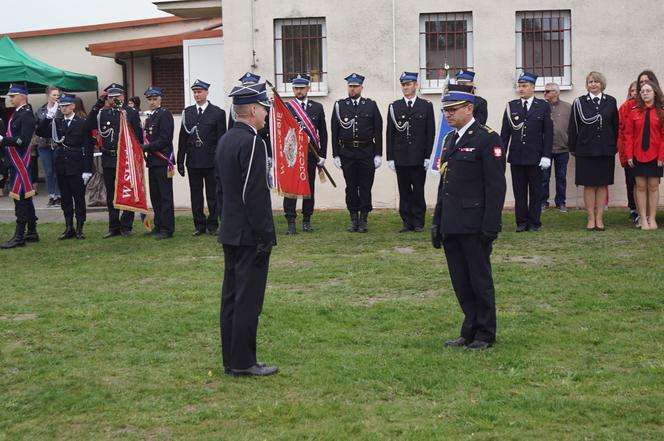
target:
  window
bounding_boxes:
[516,10,572,88]
[419,12,473,91]
[151,55,184,112]
[274,17,327,95]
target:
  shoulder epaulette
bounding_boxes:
[481,124,494,133]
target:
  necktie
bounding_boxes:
[450,131,459,147]
[407,100,413,109]
[301,101,306,110]
[592,97,600,106]
[66,119,71,128]
[522,100,528,114]
[642,108,651,151]
[353,100,358,109]
[198,107,203,116]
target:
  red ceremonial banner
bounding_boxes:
[114,112,149,214]
[270,93,311,198]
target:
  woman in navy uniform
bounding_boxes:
[331,73,383,233]
[386,71,435,232]
[36,94,92,240]
[0,84,38,249]
[86,83,143,238]
[432,84,506,351]
[177,79,227,236]
[568,71,619,231]
[215,82,278,377]
[500,72,553,232]
[283,73,327,234]
[141,87,175,239]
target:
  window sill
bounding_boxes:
[278,90,329,98]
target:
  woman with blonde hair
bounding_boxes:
[568,71,619,231]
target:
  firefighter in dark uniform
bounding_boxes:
[386,71,435,232]
[283,73,327,234]
[36,93,93,240]
[215,82,278,377]
[141,87,175,240]
[87,83,143,238]
[228,72,271,152]
[0,84,39,249]
[455,70,488,125]
[331,73,383,232]
[500,71,553,232]
[432,84,506,351]
[177,79,227,236]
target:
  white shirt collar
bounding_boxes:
[589,92,603,101]
[522,96,534,107]
[197,101,209,113]
[64,114,74,121]
[456,117,476,141]
[404,96,417,106]
[299,98,308,108]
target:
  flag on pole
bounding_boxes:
[428,66,454,175]
[113,111,149,214]
[270,93,311,198]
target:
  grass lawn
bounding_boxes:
[0,209,663,440]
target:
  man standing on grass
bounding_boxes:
[431,84,506,351]
[215,82,278,377]
[541,82,572,212]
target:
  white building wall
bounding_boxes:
[224,0,664,209]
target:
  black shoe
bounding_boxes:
[46,197,55,208]
[465,340,493,351]
[398,224,412,233]
[594,226,606,231]
[286,218,297,235]
[103,230,122,239]
[192,229,206,236]
[52,198,61,207]
[302,220,313,232]
[357,213,368,233]
[207,226,218,235]
[229,364,279,377]
[443,337,468,347]
[413,226,424,233]
[529,225,541,232]
[224,361,266,375]
[144,229,158,237]
[516,225,528,233]
[347,212,359,232]
[121,230,133,237]
[155,233,173,240]
[24,229,39,242]
[58,227,76,240]
[75,220,85,239]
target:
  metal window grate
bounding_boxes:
[419,12,473,89]
[274,17,327,94]
[516,10,572,86]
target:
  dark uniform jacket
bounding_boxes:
[289,99,328,160]
[36,115,92,176]
[331,97,383,158]
[433,120,506,235]
[86,105,143,168]
[0,105,35,157]
[229,112,270,152]
[386,97,435,166]
[568,93,619,157]
[178,102,226,169]
[215,121,276,247]
[500,97,553,165]
[143,107,174,168]
[474,95,488,126]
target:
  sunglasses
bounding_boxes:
[543,90,556,94]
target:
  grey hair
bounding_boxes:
[545,82,560,93]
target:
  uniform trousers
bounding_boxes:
[103,167,135,232]
[188,167,218,232]
[283,157,317,219]
[396,165,427,228]
[443,234,496,343]
[148,166,174,235]
[58,173,86,221]
[511,164,543,228]
[340,153,375,213]
[9,169,37,226]
[220,244,270,370]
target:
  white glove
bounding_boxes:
[423,159,431,170]
[317,158,325,167]
[539,157,551,170]
[373,155,382,169]
[0,134,3,142]
[387,160,396,172]
[334,156,342,169]
[82,172,92,185]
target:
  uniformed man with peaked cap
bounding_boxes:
[177,79,227,236]
[331,73,383,233]
[432,84,506,351]
[215,81,278,377]
[456,70,488,125]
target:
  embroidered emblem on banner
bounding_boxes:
[285,128,297,167]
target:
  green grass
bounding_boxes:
[0,209,663,440]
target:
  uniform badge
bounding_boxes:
[468,130,473,135]
[459,147,475,152]
[493,146,503,158]
[514,116,520,121]
[344,117,348,122]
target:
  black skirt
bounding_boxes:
[575,155,615,186]
[633,159,664,178]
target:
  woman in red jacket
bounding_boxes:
[624,80,664,229]
[618,81,638,222]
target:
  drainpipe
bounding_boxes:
[392,0,397,100]
[251,0,257,68]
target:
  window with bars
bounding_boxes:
[516,10,572,88]
[274,17,327,95]
[419,12,473,91]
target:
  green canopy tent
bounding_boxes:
[0,35,98,94]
